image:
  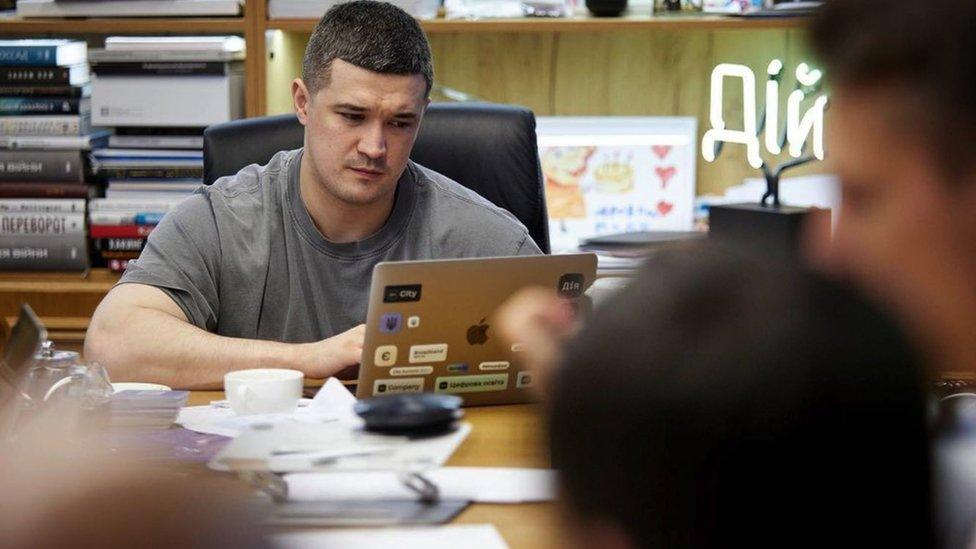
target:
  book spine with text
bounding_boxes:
[0,42,84,67]
[0,84,88,98]
[95,166,202,179]
[0,182,91,199]
[0,211,85,236]
[0,198,85,213]
[91,61,231,76]
[0,66,75,85]
[89,224,155,238]
[89,211,164,225]
[0,97,87,115]
[89,198,177,212]
[93,237,146,253]
[0,234,88,270]
[0,150,85,182]
[0,114,90,136]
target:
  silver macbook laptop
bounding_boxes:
[356,253,597,406]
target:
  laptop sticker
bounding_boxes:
[479,361,510,371]
[446,363,469,373]
[383,284,422,303]
[373,377,424,395]
[379,312,402,334]
[409,343,448,363]
[435,374,509,394]
[557,273,585,298]
[390,366,434,376]
[374,345,397,367]
[517,371,534,388]
[407,316,420,329]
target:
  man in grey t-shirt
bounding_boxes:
[84,1,540,389]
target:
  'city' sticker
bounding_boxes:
[383,284,422,303]
[374,345,397,367]
[379,312,402,334]
[517,371,534,388]
[409,343,448,363]
[435,374,508,394]
[557,273,585,298]
[390,366,433,376]
[446,363,469,373]
[373,377,424,395]
[479,361,510,371]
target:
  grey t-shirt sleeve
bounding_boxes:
[118,192,221,331]
[515,232,543,256]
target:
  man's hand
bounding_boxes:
[296,324,366,379]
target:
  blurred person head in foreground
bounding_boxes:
[809,0,976,374]
[542,243,932,548]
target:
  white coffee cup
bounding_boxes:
[224,368,303,416]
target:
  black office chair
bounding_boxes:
[203,102,550,253]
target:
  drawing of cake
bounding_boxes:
[541,146,594,219]
[593,159,634,194]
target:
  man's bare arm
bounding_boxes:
[84,283,364,390]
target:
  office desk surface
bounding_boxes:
[186,392,562,549]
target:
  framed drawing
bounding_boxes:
[536,117,698,251]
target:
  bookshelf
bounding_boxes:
[0,5,813,346]
[0,8,810,120]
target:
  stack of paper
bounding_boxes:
[109,389,188,429]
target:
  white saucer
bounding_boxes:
[112,382,173,393]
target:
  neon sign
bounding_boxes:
[702,61,828,168]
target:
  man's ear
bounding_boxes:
[293,78,311,126]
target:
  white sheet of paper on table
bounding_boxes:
[284,467,558,503]
[269,524,509,549]
[176,377,357,438]
[208,418,472,473]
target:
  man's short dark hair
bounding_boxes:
[550,242,932,547]
[810,0,976,179]
[302,0,433,97]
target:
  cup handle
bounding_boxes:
[43,376,75,401]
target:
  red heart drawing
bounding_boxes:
[652,145,672,160]
[655,166,677,188]
[657,200,674,216]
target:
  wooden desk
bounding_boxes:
[186,392,562,549]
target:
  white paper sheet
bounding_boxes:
[209,420,471,473]
[285,467,557,503]
[176,377,356,438]
[270,524,508,549]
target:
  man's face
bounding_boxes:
[293,59,428,206]
[817,86,976,337]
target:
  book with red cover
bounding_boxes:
[89,224,155,238]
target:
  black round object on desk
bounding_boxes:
[586,0,627,16]
[354,393,463,436]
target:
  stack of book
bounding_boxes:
[0,199,88,270]
[88,36,244,272]
[17,0,242,17]
[1,39,103,271]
